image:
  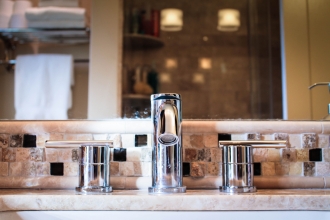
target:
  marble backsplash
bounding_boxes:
[0,120,329,189]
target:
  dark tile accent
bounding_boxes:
[113,148,127,161]
[10,134,23,148]
[183,162,190,176]
[218,134,231,141]
[309,148,322,162]
[135,134,148,147]
[254,163,261,176]
[304,162,315,176]
[50,163,63,176]
[72,149,79,162]
[23,134,37,148]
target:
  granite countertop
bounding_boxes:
[1,189,330,211]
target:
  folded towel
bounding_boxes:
[14,54,74,120]
[27,20,85,28]
[25,7,85,21]
[39,0,79,8]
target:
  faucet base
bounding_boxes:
[76,186,112,194]
[219,186,256,193]
[148,186,186,194]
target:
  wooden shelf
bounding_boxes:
[123,34,164,49]
[122,94,150,100]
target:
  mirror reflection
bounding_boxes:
[0,0,329,120]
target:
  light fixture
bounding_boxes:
[217,9,240,32]
[161,8,183,31]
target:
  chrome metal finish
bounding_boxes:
[219,140,287,193]
[76,145,112,193]
[149,93,186,194]
[45,140,113,194]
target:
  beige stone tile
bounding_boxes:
[49,133,65,141]
[126,148,141,162]
[190,162,205,177]
[316,162,330,176]
[296,149,309,162]
[254,176,324,189]
[204,134,218,148]
[288,134,301,148]
[65,134,78,141]
[248,133,261,140]
[15,148,31,162]
[182,134,191,148]
[303,162,315,177]
[281,149,297,162]
[76,134,93,140]
[71,149,79,162]
[206,162,221,176]
[9,134,23,148]
[267,149,281,162]
[121,134,135,148]
[318,134,330,148]
[289,162,303,176]
[64,162,78,176]
[125,177,152,189]
[140,147,152,162]
[275,133,288,141]
[261,162,275,176]
[36,162,50,176]
[210,148,221,162]
[119,162,134,176]
[231,133,248,140]
[92,134,108,140]
[253,148,267,162]
[9,162,22,176]
[133,162,150,176]
[302,133,317,148]
[109,134,122,148]
[110,162,119,176]
[57,149,72,162]
[0,134,9,148]
[45,148,58,162]
[261,134,275,140]
[21,162,36,177]
[2,148,16,162]
[197,149,211,162]
[0,162,8,176]
[184,148,197,162]
[36,133,49,148]
[30,148,44,162]
[190,134,204,148]
[275,162,289,175]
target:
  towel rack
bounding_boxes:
[0,28,90,72]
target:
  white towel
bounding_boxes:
[27,20,85,28]
[39,0,79,8]
[14,54,74,120]
[25,7,85,21]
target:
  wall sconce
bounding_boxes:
[217,9,240,32]
[161,8,183,31]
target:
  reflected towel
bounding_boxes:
[39,0,79,8]
[14,54,74,120]
[25,7,85,21]
[27,20,85,28]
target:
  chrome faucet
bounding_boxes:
[148,93,186,193]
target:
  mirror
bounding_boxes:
[0,0,329,120]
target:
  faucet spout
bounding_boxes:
[149,93,186,194]
[157,102,179,146]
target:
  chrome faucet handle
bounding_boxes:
[45,140,113,193]
[308,82,330,120]
[218,140,287,193]
[308,82,330,92]
[219,140,287,148]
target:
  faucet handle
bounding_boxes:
[309,82,330,92]
[219,140,287,148]
[45,140,114,147]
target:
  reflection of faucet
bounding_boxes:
[309,82,330,120]
[149,93,186,193]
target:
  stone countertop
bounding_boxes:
[0,189,330,211]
